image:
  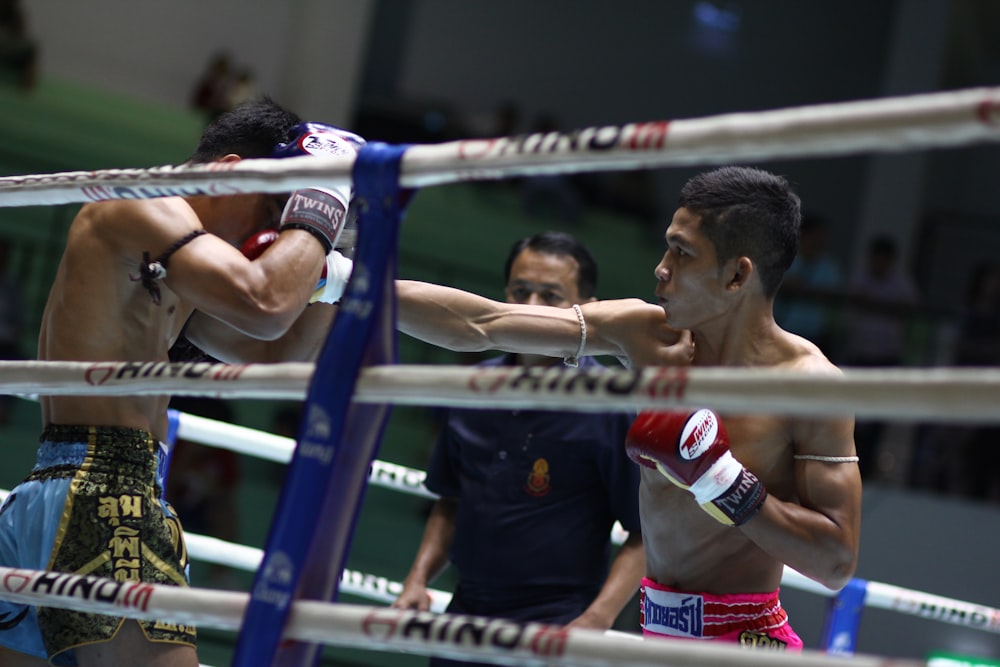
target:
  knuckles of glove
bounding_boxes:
[239,227,332,295]
[271,122,366,160]
[239,229,280,260]
[625,408,765,526]
[625,409,727,486]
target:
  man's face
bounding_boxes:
[653,207,732,329]
[505,248,584,308]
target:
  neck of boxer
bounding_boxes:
[692,301,781,367]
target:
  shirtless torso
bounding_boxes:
[37,192,326,441]
[640,331,860,595]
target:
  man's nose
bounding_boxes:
[525,292,545,306]
[654,262,670,283]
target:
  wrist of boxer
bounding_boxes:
[310,250,354,304]
[696,457,767,526]
[279,187,350,253]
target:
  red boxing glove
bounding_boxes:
[240,229,280,260]
[625,409,766,526]
[240,229,345,303]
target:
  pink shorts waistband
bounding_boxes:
[640,577,789,640]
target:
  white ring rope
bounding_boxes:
[175,411,437,499]
[0,565,922,667]
[13,405,1000,638]
[3,483,996,639]
[173,412,1000,637]
[3,87,998,662]
[0,87,999,207]
[6,361,1000,423]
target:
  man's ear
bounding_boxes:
[583,296,598,304]
[726,256,754,291]
[218,153,241,164]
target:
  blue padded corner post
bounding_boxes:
[821,577,867,655]
[232,142,411,667]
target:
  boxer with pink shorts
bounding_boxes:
[640,577,803,651]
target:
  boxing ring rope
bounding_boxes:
[0,564,928,667]
[7,403,1000,646]
[139,410,1000,644]
[158,412,1000,643]
[4,360,1000,423]
[0,87,998,207]
[2,87,1000,664]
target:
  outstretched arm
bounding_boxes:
[396,280,693,367]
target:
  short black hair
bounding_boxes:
[188,96,301,163]
[678,165,801,298]
[503,230,598,299]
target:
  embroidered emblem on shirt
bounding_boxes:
[524,458,551,496]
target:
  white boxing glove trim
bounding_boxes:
[685,450,745,505]
[311,251,354,304]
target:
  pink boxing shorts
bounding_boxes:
[640,577,803,651]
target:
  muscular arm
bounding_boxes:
[184,303,337,363]
[397,280,693,367]
[166,228,325,341]
[568,531,645,630]
[391,497,457,611]
[743,402,861,591]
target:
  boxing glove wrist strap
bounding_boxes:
[687,451,767,526]
[279,188,348,253]
[564,303,586,367]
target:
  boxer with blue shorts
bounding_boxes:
[0,426,194,665]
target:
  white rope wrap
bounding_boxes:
[7,361,1000,422]
[1,87,999,207]
[793,455,861,463]
[0,565,925,667]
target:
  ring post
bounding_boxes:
[232,143,412,667]
[821,577,867,655]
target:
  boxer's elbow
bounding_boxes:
[233,291,302,340]
[818,546,859,592]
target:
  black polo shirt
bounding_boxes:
[425,354,640,604]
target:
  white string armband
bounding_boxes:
[793,454,860,463]
[563,304,587,368]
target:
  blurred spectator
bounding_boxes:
[951,260,1000,367]
[267,403,302,484]
[226,68,259,110]
[492,99,521,137]
[0,236,25,425]
[911,261,1000,501]
[603,168,662,227]
[190,51,235,122]
[166,396,242,588]
[842,236,920,479]
[0,0,37,91]
[774,213,843,355]
[520,113,583,226]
